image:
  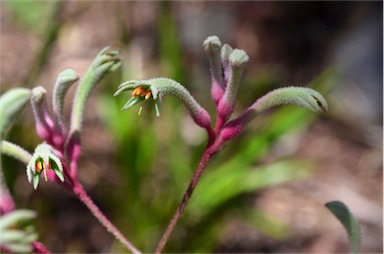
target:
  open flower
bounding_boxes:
[26,143,64,190]
[114,78,212,130]
[115,83,159,114]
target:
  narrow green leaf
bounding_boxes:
[325,200,361,254]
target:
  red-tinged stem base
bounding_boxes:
[73,183,141,254]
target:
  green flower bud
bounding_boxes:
[52,68,79,127]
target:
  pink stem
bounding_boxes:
[32,241,51,254]
[73,182,141,254]
[155,139,224,254]
[0,168,15,215]
[214,115,226,136]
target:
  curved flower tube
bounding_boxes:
[114,78,213,132]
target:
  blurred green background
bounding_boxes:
[1,1,382,253]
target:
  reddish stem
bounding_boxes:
[72,182,141,254]
[214,115,226,136]
[155,139,223,254]
[32,241,51,254]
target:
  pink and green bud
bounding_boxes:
[66,48,120,175]
[218,49,249,121]
[30,87,55,142]
[114,78,212,130]
[204,36,224,104]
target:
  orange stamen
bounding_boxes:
[140,89,148,97]
[35,161,44,173]
[132,87,143,97]
[145,91,152,99]
[35,160,51,181]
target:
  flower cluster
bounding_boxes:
[115,36,327,144]
[1,47,121,190]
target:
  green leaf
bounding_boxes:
[189,160,314,220]
[115,78,212,129]
[325,200,361,254]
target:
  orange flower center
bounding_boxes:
[132,87,152,100]
[35,160,51,182]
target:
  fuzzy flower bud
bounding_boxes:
[217,49,249,121]
[66,48,121,176]
[204,36,224,104]
[30,87,55,141]
[114,78,212,130]
[251,86,328,114]
[0,88,31,138]
[70,47,121,135]
[26,143,64,190]
[220,43,233,84]
[221,86,328,141]
[52,68,79,128]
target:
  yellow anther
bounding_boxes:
[35,160,44,173]
[35,160,51,181]
[144,91,152,99]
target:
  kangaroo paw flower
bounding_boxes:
[0,209,37,253]
[114,78,212,130]
[26,143,64,190]
[221,86,328,141]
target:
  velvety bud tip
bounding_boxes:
[229,49,249,68]
[203,36,222,52]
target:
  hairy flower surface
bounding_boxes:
[114,78,212,130]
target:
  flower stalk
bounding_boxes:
[123,36,327,253]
